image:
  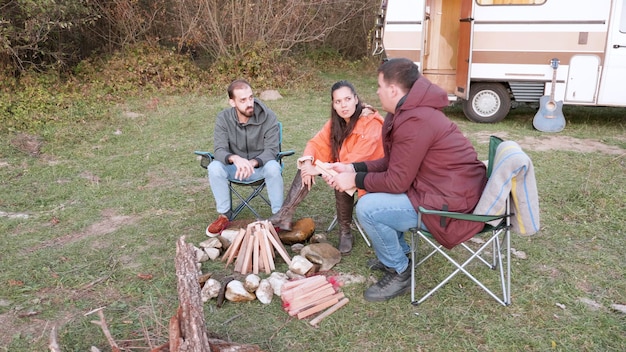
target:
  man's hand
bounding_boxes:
[321,166,356,193]
[331,171,357,193]
[327,162,354,174]
[230,155,256,180]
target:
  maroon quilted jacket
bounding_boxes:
[359,76,487,249]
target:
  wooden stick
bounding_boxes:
[240,230,255,274]
[288,290,343,316]
[314,161,355,196]
[296,295,340,319]
[224,228,245,267]
[309,297,350,327]
[281,275,327,297]
[90,309,121,352]
[222,227,243,262]
[260,228,275,271]
[287,287,338,315]
[265,221,291,264]
[252,231,260,274]
[259,223,276,262]
[265,227,292,265]
[234,229,250,273]
[285,282,334,309]
[258,230,271,274]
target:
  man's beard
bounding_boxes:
[239,106,254,118]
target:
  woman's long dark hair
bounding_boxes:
[330,80,363,162]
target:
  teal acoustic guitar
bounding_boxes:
[533,58,565,133]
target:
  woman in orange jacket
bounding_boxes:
[269,80,384,254]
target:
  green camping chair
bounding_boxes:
[409,135,513,306]
[195,122,294,220]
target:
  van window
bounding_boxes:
[477,0,546,5]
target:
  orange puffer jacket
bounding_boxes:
[303,106,384,197]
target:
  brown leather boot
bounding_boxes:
[335,190,355,254]
[268,169,310,231]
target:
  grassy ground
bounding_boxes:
[0,66,625,351]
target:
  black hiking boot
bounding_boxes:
[367,254,410,272]
[363,262,412,302]
[366,257,393,272]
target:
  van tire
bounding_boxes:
[462,83,511,123]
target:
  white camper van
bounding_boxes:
[374,0,626,123]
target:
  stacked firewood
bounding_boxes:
[280,275,350,327]
[222,220,292,275]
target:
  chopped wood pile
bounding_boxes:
[222,220,292,275]
[280,275,349,327]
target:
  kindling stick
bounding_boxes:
[309,297,350,327]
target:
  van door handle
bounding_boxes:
[614,44,625,48]
[460,17,474,22]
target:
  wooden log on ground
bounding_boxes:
[175,236,211,351]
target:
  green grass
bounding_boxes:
[1,66,625,351]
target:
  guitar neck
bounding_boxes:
[549,67,557,101]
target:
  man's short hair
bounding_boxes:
[378,58,420,92]
[227,79,252,99]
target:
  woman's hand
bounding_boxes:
[300,163,318,190]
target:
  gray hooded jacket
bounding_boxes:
[213,98,279,167]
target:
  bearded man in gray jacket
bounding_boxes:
[206,79,283,235]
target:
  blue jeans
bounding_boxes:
[356,192,423,274]
[207,160,284,214]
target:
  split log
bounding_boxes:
[296,293,342,319]
[289,287,343,319]
[223,228,246,267]
[309,298,350,327]
[174,236,211,351]
[314,161,355,196]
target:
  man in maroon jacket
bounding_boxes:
[325,58,487,302]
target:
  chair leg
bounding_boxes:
[229,183,267,219]
[411,228,511,307]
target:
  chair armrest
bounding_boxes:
[277,150,295,160]
[194,151,214,169]
[418,206,508,223]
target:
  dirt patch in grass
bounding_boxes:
[472,131,625,155]
[25,208,139,253]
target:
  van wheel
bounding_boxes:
[462,83,511,123]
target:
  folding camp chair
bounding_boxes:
[409,135,513,306]
[195,122,294,220]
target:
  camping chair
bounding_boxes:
[195,122,295,220]
[409,135,515,306]
[327,198,371,247]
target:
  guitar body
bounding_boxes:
[533,95,565,132]
[533,58,566,133]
